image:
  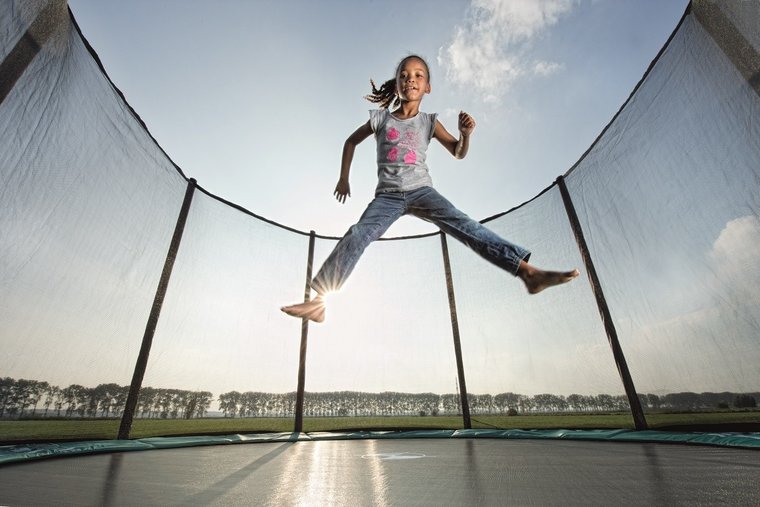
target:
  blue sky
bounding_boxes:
[68,0,689,238]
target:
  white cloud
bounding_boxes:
[709,215,760,271]
[438,0,577,103]
[707,214,760,310]
[610,215,760,393]
[442,107,459,119]
[533,60,564,76]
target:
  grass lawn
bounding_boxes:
[1,411,758,443]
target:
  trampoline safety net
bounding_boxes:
[1,0,758,441]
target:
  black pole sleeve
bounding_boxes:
[440,233,472,429]
[118,178,197,439]
[556,176,647,430]
[0,1,67,107]
[294,231,316,433]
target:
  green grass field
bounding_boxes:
[1,411,758,443]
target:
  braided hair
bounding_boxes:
[364,55,430,109]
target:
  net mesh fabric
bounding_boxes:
[0,0,758,437]
[565,5,760,404]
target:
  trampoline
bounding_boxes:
[1,0,760,505]
[0,436,759,506]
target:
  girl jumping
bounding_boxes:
[282,55,579,323]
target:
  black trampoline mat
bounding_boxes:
[1,438,758,506]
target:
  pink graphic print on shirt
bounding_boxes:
[385,126,419,165]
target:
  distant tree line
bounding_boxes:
[215,390,760,418]
[1,377,756,419]
[0,377,212,420]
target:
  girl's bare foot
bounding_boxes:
[518,263,580,294]
[281,296,326,323]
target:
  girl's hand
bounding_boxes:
[334,178,351,204]
[458,111,476,137]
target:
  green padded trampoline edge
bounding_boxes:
[1,429,758,465]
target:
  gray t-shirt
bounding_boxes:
[369,109,438,193]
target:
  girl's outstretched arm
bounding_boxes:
[335,121,373,203]
[434,111,476,159]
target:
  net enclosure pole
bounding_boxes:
[692,0,760,99]
[556,176,647,430]
[118,178,197,439]
[440,233,472,429]
[294,231,316,433]
[0,0,67,107]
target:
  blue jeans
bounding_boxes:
[311,186,531,294]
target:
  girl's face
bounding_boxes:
[396,57,431,102]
